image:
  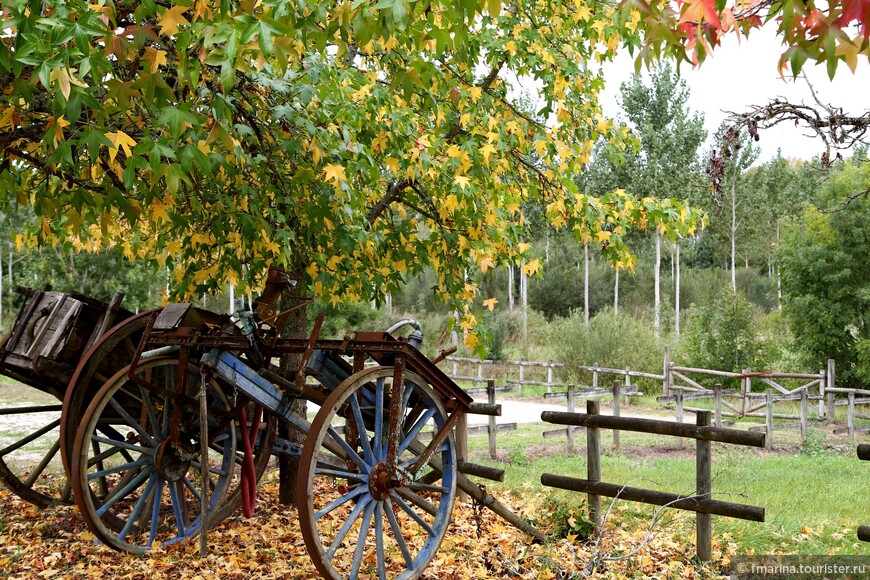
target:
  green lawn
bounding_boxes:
[464,420,870,556]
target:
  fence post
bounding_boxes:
[487,379,497,460]
[593,362,599,390]
[477,361,484,387]
[452,357,458,379]
[663,346,670,397]
[827,391,836,424]
[547,361,554,394]
[519,359,525,397]
[676,390,684,449]
[612,381,621,453]
[742,368,751,418]
[696,411,712,562]
[766,389,774,451]
[567,384,575,452]
[587,400,601,530]
[455,411,469,503]
[624,367,631,407]
[714,383,722,428]
[849,391,856,442]
[800,388,808,443]
[826,359,836,420]
[740,372,748,417]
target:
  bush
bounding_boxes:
[547,308,663,390]
[682,288,762,373]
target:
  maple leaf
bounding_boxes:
[453,175,470,190]
[483,297,498,311]
[142,47,168,73]
[105,130,136,163]
[678,0,720,28]
[322,164,347,184]
[839,0,870,39]
[158,5,190,37]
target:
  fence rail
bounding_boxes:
[541,405,765,561]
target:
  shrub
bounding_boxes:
[547,308,663,390]
[682,288,762,373]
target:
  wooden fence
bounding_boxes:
[540,404,766,561]
[857,444,870,543]
[443,356,664,396]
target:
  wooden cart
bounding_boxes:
[2,270,536,579]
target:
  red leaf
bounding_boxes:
[838,0,870,39]
[678,0,721,28]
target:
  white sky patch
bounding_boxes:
[600,27,870,163]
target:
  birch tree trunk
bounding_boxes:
[508,264,514,313]
[654,232,661,337]
[521,260,528,352]
[584,244,589,326]
[731,178,737,294]
[776,223,782,310]
[675,241,681,338]
[614,268,619,315]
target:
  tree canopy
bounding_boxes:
[0,0,707,350]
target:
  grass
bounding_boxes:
[462,418,870,557]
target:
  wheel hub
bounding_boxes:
[368,462,392,500]
[154,439,192,482]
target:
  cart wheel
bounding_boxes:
[71,357,238,553]
[0,397,70,507]
[298,367,457,580]
[61,310,155,477]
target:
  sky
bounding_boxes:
[599,28,870,163]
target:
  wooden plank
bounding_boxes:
[587,400,601,529]
[672,366,743,379]
[541,411,766,447]
[540,474,764,522]
[671,371,707,391]
[697,411,712,561]
[466,423,517,435]
[758,377,789,394]
[749,422,802,432]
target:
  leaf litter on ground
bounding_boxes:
[0,476,735,579]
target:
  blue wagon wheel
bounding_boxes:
[298,366,457,580]
[70,357,238,553]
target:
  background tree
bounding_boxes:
[780,157,870,387]
[579,62,707,334]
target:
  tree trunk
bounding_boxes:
[654,232,661,337]
[277,278,309,506]
[520,259,528,354]
[583,244,589,326]
[776,223,782,310]
[507,264,514,313]
[0,246,4,334]
[614,268,619,315]
[730,178,737,294]
[675,241,681,338]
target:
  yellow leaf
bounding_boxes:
[142,47,168,73]
[0,106,15,129]
[483,297,498,311]
[322,164,347,184]
[469,87,483,103]
[384,157,400,173]
[443,194,459,214]
[49,115,70,147]
[49,67,71,100]
[522,258,542,276]
[105,130,137,163]
[159,5,190,36]
[453,175,470,190]
[595,230,611,242]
